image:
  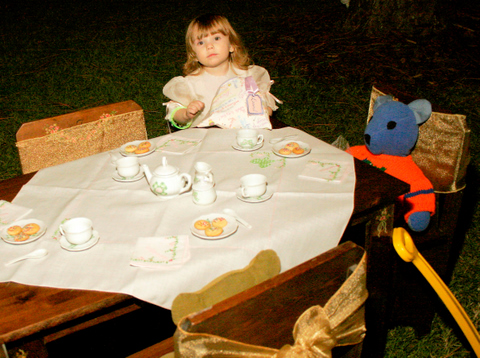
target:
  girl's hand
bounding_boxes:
[186,101,205,119]
[172,101,205,125]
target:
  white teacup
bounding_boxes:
[192,181,217,205]
[116,156,140,178]
[59,217,93,245]
[240,174,267,198]
[236,129,264,149]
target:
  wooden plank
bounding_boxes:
[126,337,174,358]
[0,282,134,344]
[42,302,142,343]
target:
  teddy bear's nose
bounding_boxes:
[387,121,397,129]
[364,134,371,145]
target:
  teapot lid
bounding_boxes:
[153,157,178,176]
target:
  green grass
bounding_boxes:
[1,1,479,356]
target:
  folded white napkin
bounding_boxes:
[155,135,203,155]
[299,157,353,183]
[130,235,191,269]
[0,200,33,226]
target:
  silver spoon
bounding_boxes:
[5,248,48,266]
[269,135,298,144]
[223,209,252,229]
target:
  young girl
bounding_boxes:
[163,14,280,129]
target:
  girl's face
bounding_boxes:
[191,29,234,75]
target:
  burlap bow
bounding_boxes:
[174,253,367,358]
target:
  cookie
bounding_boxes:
[15,233,30,242]
[125,145,137,153]
[278,148,292,155]
[194,220,211,230]
[292,147,305,155]
[212,217,228,228]
[7,225,22,236]
[134,147,149,154]
[205,227,223,237]
[138,141,151,149]
[22,223,41,235]
[285,142,300,150]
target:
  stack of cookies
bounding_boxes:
[7,223,41,242]
[124,141,151,155]
[278,142,305,155]
[194,217,228,237]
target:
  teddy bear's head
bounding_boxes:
[364,95,432,157]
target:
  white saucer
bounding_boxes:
[1,219,47,245]
[112,168,144,182]
[190,213,238,240]
[272,140,311,158]
[236,186,274,203]
[232,140,264,152]
[120,140,155,157]
[60,230,100,251]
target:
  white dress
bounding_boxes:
[163,65,280,128]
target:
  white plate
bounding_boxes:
[120,140,155,157]
[272,140,311,158]
[232,140,264,152]
[236,186,274,203]
[190,213,238,240]
[1,219,47,245]
[112,168,145,182]
[60,230,100,251]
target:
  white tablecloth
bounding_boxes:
[1,127,355,309]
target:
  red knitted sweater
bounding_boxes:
[350,145,435,222]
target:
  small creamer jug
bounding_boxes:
[194,161,214,184]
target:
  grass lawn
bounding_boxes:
[1,0,479,356]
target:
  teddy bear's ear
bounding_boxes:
[408,99,432,125]
[373,95,394,112]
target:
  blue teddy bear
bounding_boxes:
[350,95,436,232]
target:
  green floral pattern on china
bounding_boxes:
[153,181,168,196]
[250,152,286,168]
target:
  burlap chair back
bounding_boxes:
[16,100,147,174]
[173,242,367,358]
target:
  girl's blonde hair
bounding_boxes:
[183,14,252,75]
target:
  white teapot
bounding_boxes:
[142,157,192,199]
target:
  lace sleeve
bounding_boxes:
[163,76,195,106]
[163,76,196,129]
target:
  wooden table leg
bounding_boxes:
[361,204,397,358]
